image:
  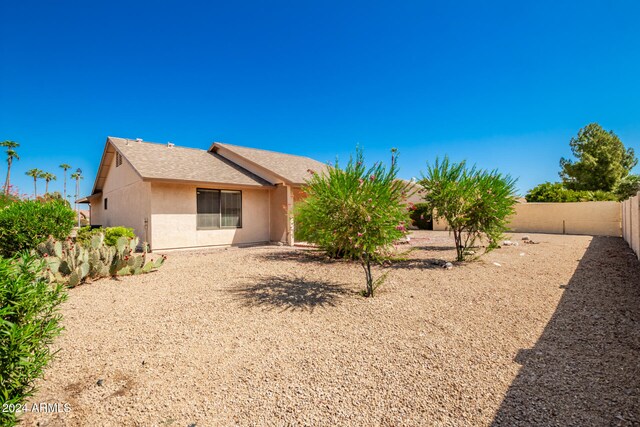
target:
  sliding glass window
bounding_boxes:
[196,189,242,229]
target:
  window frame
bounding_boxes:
[196,188,243,230]
[104,198,108,210]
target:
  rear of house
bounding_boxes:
[80,137,328,251]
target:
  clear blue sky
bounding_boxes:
[1,0,639,198]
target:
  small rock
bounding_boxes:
[522,235,530,241]
[444,262,453,270]
[96,379,104,386]
[519,252,525,257]
[493,262,502,267]
[502,240,518,246]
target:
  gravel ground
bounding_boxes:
[20,231,640,426]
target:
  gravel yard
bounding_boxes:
[21,231,640,426]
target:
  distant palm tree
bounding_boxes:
[59,163,71,200]
[70,170,83,201]
[1,140,20,195]
[42,172,57,194]
[25,168,43,198]
[71,170,83,227]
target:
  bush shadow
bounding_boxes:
[258,249,339,265]
[229,275,354,313]
[492,236,640,426]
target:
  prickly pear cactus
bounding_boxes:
[35,234,165,286]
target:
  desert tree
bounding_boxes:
[420,157,517,261]
[25,169,43,199]
[1,141,20,195]
[295,148,412,297]
[560,123,637,192]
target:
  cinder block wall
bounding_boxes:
[434,201,622,237]
[622,193,640,259]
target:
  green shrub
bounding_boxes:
[410,202,432,229]
[614,175,640,201]
[525,182,618,202]
[420,157,518,261]
[104,226,135,247]
[0,193,19,209]
[0,200,75,257]
[75,226,98,246]
[0,254,66,426]
[295,148,412,297]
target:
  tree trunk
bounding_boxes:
[63,172,67,200]
[453,229,464,261]
[45,180,49,194]
[4,158,11,195]
[361,253,374,297]
[33,178,37,199]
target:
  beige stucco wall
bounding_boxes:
[89,157,151,243]
[270,184,290,243]
[622,193,640,259]
[434,201,622,237]
[149,182,271,250]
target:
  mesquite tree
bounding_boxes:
[295,148,412,297]
[420,157,517,261]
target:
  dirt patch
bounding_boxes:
[19,231,640,426]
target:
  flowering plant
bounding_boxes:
[295,147,413,297]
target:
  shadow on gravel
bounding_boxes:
[492,236,640,426]
[258,250,336,265]
[229,275,353,312]
[388,258,447,270]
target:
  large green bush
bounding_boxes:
[420,157,517,261]
[0,254,66,426]
[104,226,135,247]
[409,202,432,229]
[295,148,412,297]
[0,200,75,257]
[525,182,618,202]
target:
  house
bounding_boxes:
[78,137,328,251]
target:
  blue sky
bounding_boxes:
[1,0,639,198]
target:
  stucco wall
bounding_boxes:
[270,185,289,243]
[622,193,640,259]
[434,201,622,237]
[90,157,151,243]
[150,182,271,250]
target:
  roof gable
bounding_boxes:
[210,142,329,185]
[90,137,272,193]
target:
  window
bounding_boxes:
[104,198,108,210]
[196,189,242,229]
[116,152,123,167]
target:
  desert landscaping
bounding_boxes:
[20,231,640,427]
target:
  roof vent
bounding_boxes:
[135,138,143,142]
[167,142,175,148]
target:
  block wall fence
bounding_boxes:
[434,201,623,238]
[622,192,640,260]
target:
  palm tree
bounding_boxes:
[42,172,57,194]
[71,170,83,227]
[59,163,71,200]
[25,168,43,198]
[1,140,20,195]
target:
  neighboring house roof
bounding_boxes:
[91,137,272,193]
[210,142,329,186]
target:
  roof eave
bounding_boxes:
[142,177,275,189]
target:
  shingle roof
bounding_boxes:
[211,142,329,185]
[107,137,272,187]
